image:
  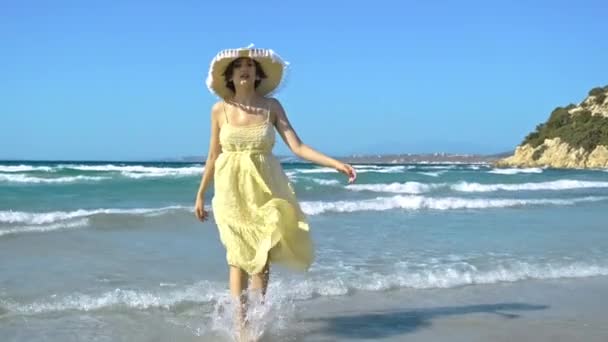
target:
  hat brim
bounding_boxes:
[206,47,288,99]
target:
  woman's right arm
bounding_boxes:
[195,102,222,221]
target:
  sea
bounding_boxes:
[1,160,607,341]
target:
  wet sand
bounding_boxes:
[293,276,608,341]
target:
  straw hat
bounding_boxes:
[206,44,289,99]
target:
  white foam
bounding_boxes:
[418,171,445,177]
[280,261,608,297]
[489,168,543,175]
[453,180,608,192]
[0,206,188,225]
[0,164,204,178]
[346,182,438,194]
[4,282,295,339]
[6,261,608,315]
[0,165,54,173]
[348,262,608,291]
[0,219,89,237]
[309,178,340,186]
[292,167,336,174]
[346,165,408,173]
[0,174,110,184]
[121,167,204,178]
[55,164,204,178]
[207,287,295,340]
[292,165,406,174]
[362,165,407,173]
[300,195,606,215]
[4,281,223,314]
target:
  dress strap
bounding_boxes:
[222,101,229,124]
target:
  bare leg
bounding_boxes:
[250,261,270,300]
[229,266,249,341]
[248,261,270,342]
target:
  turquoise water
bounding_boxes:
[1,161,608,340]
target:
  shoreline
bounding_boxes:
[2,273,608,341]
[291,276,608,341]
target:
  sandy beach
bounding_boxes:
[291,276,608,342]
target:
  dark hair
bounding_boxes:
[222,57,267,94]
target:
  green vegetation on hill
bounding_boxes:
[521,86,608,155]
[589,86,607,105]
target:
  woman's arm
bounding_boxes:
[196,102,223,200]
[271,98,357,183]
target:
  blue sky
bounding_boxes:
[1,0,607,161]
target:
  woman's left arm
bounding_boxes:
[271,98,357,183]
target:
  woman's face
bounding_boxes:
[231,57,256,86]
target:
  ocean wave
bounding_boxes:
[119,167,203,178]
[489,168,543,175]
[343,179,608,194]
[0,174,110,184]
[0,206,188,225]
[309,178,341,186]
[417,165,457,169]
[300,195,606,215]
[292,165,407,174]
[346,182,438,194]
[0,165,54,173]
[0,219,89,237]
[358,165,407,173]
[291,167,336,174]
[119,170,201,179]
[0,164,204,178]
[2,281,223,314]
[418,171,446,177]
[3,192,605,228]
[324,261,608,294]
[60,164,204,178]
[452,180,608,192]
[286,262,608,298]
[5,261,607,315]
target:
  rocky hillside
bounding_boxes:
[497,85,608,168]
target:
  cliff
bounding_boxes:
[497,85,608,168]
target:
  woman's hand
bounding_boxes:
[335,162,357,184]
[194,196,209,222]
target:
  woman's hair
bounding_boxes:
[222,57,267,93]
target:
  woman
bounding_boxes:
[194,45,356,336]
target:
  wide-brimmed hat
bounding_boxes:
[205,44,289,99]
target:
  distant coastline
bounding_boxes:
[163,152,511,164]
[0,152,511,165]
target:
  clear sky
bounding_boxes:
[1,0,607,161]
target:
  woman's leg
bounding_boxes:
[229,266,249,336]
[250,260,270,299]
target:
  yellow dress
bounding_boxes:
[211,103,313,275]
